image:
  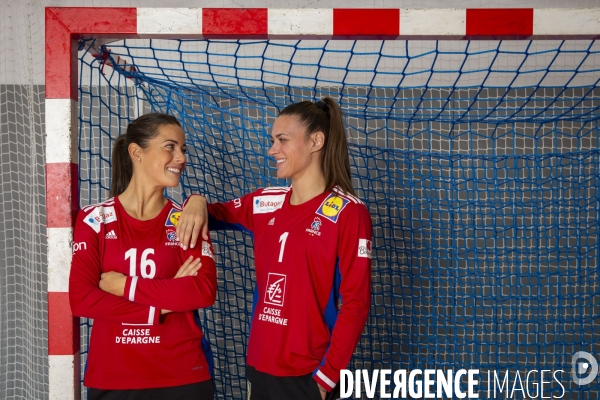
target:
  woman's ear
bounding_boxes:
[311,131,325,153]
[128,143,141,163]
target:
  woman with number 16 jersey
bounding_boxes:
[69,113,217,400]
[179,98,372,400]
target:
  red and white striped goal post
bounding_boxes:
[45,6,600,399]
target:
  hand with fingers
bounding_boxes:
[173,256,202,278]
[177,195,209,250]
[99,271,128,297]
[161,256,202,314]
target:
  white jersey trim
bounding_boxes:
[148,306,156,325]
[333,186,363,204]
[316,370,335,389]
[82,198,115,212]
[262,186,290,194]
[128,276,138,302]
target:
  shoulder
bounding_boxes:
[77,198,118,233]
[169,199,183,211]
[165,200,183,227]
[80,198,116,215]
[332,187,365,207]
[255,186,290,196]
[79,198,118,223]
[248,186,290,214]
[315,187,369,224]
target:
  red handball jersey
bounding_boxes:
[69,197,217,390]
[206,186,372,391]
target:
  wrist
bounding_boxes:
[117,275,127,297]
[185,193,207,204]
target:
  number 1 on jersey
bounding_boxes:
[125,248,137,276]
[278,232,289,263]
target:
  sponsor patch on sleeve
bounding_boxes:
[72,241,87,253]
[253,195,285,214]
[358,239,372,259]
[101,206,117,224]
[316,193,350,223]
[201,241,214,259]
[165,209,181,227]
[83,205,117,233]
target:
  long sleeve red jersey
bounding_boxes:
[206,186,372,391]
[69,197,217,390]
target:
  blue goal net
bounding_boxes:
[77,39,600,398]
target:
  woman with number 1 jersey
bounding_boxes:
[69,113,217,399]
[179,98,372,400]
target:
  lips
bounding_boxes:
[166,167,182,174]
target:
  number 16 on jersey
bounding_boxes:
[125,248,156,278]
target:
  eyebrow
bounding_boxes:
[163,139,181,145]
[271,133,289,139]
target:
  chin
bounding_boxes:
[162,179,180,188]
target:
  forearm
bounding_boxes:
[314,298,370,390]
[69,279,160,325]
[124,272,217,312]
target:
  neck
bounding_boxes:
[289,167,327,205]
[117,176,167,220]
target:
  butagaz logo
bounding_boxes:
[358,239,372,259]
[268,218,275,226]
[253,195,285,214]
[165,209,181,227]
[84,206,117,233]
[264,273,286,306]
[316,193,350,223]
[201,241,215,259]
[105,230,117,239]
[306,217,322,236]
[85,215,100,232]
[100,207,117,224]
[72,241,87,253]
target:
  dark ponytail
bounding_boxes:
[110,135,133,198]
[279,97,355,196]
[109,113,182,197]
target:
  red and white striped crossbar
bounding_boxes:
[45,6,600,399]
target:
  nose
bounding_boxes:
[174,148,186,164]
[268,141,277,156]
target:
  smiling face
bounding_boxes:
[131,123,186,189]
[269,115,323,180]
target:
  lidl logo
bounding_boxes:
[316,194,349,223]
[165,210,181,227]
